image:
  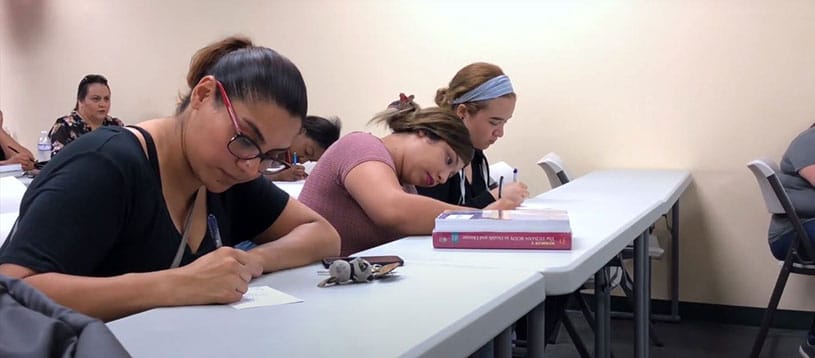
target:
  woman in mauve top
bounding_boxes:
[300,95,519,255]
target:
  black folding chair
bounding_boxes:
[747,158,815,358]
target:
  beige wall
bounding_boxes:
[2,0,815,310]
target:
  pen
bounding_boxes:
[207,214,223,248]
[292,152,298,165]
[7,145,35,163]
[498,176,504,199]
[512,168,518,183]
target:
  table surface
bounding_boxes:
[108,263,545,358]
[356,169,691,295]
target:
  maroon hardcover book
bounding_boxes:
[432,209,572,250]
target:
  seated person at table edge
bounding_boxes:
[299,95,521,256]
[417,62,528,208]
[264,115,341,181]
[49,74,124,157]
[0,110,35,171]
[0,36,340,321]
[767,124,815,356]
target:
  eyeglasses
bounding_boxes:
[215,81,292,174]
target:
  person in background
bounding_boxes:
[299,95,521,256]
[0,36,340,321]
[48,74,124,156]
[767,125,815,357]
[0,110,35,171]
[264,115,341,181]
[417,62,529,208]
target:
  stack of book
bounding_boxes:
[432,208,572,250]
[0,164,22,178]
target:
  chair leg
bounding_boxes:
[544,294,570,345]
[562,310,593,358]
[547,320,562,344]
[576,292,597,332]
[749,263,793,358]
[620,266,664,347]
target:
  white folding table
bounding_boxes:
[108,263,545,358]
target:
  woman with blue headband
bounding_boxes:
[417,62,529,208]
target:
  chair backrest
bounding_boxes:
[746,158,786,214]
[489,161,516,184]
[537,152,572,188]
[747,158,815,261]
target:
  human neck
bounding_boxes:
[144,116,203,199]
[76,109,103,129]
[381,133,408,183]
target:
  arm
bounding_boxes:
[263,164,307,181]
[0,247,259,322]
[0,151,259,321]
[0,113,35,170]
[470,187,497,208]
[488,181,530,208]
[786,130,815,188]
[247,198,340,273]
[48,118,72,156]
[799,164,815,187]
[344,161,473,235]
[0,264,177,321]
[0,154,36,171]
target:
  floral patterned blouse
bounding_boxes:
[48,111,124,156]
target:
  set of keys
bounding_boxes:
[317,257,400,287]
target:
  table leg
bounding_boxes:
[635,230,651,358]
[594,266,611,358]
[527,300,546,358]
[670,201,681,321]
[494,327,512,358]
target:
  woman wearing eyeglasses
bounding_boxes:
[48,74,124,157]
[0,36,340,321]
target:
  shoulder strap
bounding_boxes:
[126,125,160,175]
[126,125,191,268]
[170,204,197,269]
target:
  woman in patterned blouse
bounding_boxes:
[48,74,124,156]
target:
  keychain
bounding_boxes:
[318,257,400,287]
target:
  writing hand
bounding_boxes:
[265,165,307,181]
[498,181,529,203]
[9,152,35,171]
[173,247,264,305]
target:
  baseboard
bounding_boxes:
[570,295,814,330]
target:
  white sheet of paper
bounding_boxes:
[230,286,303,310]
[0,176,27,214]
[302,161,317,175]
[0,212,18,246]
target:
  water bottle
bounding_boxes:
[37,130,51,163]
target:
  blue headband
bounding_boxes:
[451,75,514,104]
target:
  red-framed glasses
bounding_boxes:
[215,80,291,174]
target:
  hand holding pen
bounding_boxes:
[492,168,529,208]
[174,247,264,305]
[6,145,36,171]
